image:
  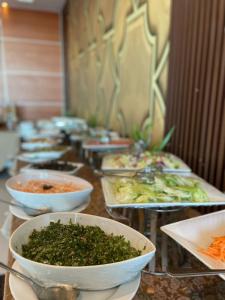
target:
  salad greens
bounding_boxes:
[22,221,141,266]
[113,174,208,204]
[151,126,175,152]
[87,114,98,128]
[131,117,152,147]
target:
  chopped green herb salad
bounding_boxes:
[22,221,141,266]
[113,174,208,203]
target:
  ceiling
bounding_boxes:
[4,0,66,13]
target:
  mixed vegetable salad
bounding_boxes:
[112,174,208,204]
[105,152,183,170]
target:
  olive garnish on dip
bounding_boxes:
[42,184,53,190]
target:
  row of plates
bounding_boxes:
[100,153,225,277]
[11,146,225,298]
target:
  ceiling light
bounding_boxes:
[1,2,9,8]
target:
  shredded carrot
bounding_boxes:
[200,236,225,262]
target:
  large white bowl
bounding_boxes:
[10,212,155,290]
[6,172,93,212]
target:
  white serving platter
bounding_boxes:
[21,142,58,151]
[9,261,141,300]
[161,209,225,279]
[101,153,191,173]
[70,134,86,142]
[17,146,71,164]
[82,140,131,151]
[21,161,83,175]
[17,151,64,163]
[9,198,90,221]
[101,174,225,208]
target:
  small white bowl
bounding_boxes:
[6,172,93,212]
[10,212,155,290]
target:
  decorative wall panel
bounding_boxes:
[118,11,155,132]
[64,0,171,143]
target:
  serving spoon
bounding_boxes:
[94,169,156,184]
[0,262,79,300]
[0,198,51,216]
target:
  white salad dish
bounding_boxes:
[9,212,155,290]
[9,197,90,221]
[101,152,191,173]
[161,209,225,279]
[9,261,141,300]
[6,172,93,212]
[101,174,225,208]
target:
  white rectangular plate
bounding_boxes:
[101,153,191,173]
[101,174,225,208]
[161,210,225,278]
[82,143,130,151]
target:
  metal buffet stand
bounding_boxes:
[106,205,225,279]
[81,142,225,281]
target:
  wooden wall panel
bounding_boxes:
[166,0,225,191]
[5,42,62,73]
[1,9,60,41]
[8,76,62,102]
[17,106,61,121]
[0,77,3,102]
[63,0,171,144]
[0,8,63,120]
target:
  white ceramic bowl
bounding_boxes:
[10,212,155,290]
[6,172,93,212]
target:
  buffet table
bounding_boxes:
[3,151,225,300]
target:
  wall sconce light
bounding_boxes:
[1,2,9,8]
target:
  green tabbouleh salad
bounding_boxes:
[113,174,208,203]
[22,220,141,266]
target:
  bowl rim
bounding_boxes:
[6,173,93,196]
[9,212,156,270]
